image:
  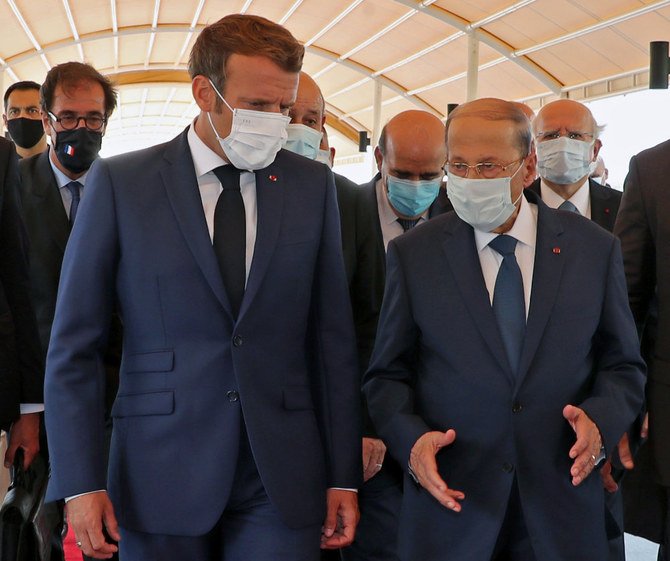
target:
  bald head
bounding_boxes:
[510,101,535,121]
[377,110,446,164]
[533,99,599,140]
[289,71,326,131]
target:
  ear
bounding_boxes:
[192,75,217,113]
[329,146,336,167]
[592,138,602,160]
[522,152,537,188]
[374,146,383,172]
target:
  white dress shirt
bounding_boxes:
[540,177,591,218]
[473,195,538,317]
[375,176,429,250]
[187,123,257,281]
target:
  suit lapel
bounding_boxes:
[441,218,515,386]
[31,151,70,253]
[516,196,565,389]
[589,179,616,231]
[238,160,284,321]
[161,130,233,316]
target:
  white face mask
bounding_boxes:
[446,163,524,232]
[536,136,594,185]
[207,79,290,170]
[315,149,332,168]
[283,124,323,161]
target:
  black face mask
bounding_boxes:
[7,117,45,149]
[54,128,103,174]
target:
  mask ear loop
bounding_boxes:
[206,78,235,142]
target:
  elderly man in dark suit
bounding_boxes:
[530,98,625,560]
[364,98,645,561]
[615,138,670,561]
[44,14,360,561]
[0,136,42,470]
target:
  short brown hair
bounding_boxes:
[188,14,304,100]
[41,62,117,117]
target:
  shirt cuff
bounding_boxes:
[65,490,106,502]
[328,487,358,493]
[20,403,44,414]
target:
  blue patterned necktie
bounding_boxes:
[489,235,526,375]
[558,200,580,214]
[397,218,420,232]
[66,181,81,226]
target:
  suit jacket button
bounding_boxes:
[512,403,522,413]
[233,335,243,347]
[502,462,514,473]
[227,390,239,402]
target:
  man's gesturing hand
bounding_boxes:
[409,429,464,512]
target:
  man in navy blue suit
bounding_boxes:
[44,14,360,561]
[363,98,645,561]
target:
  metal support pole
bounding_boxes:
[466,32,479,101]
[371,78,382,175]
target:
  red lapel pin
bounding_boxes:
[604,208,610,214]
[269,175,278,182]
[552,247,561,254]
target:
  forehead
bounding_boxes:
[386,128,446,170]
[7,88,40,107]
[225,54,299,100]
[52,81,105,111]
[447,116,522,160]
[537,103,591,131]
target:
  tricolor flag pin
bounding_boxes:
[65,145,75,156]
[552,247,561,254]
[269,175,278,182]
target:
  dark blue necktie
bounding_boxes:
[558,200,580,214]
[397,218,419,232]
[66,181,81,226]
[489,235,526,374]
[213,165,245,319]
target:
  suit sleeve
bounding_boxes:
[0,141,43,412]
[313,168,362,489]
[44,158,118,500]
[614,155,656,330]
[363,240,431,468]
[578,236,646,454]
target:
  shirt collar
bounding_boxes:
[540,177,590,215]
[474,193,537,252]
[48,147,89,189]
[187,118,229,178]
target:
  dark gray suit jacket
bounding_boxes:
[0,137,42,430]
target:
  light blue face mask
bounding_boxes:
[386,175,442,218]
[446,161,524,232]
[536,136,594,185]
[283,124,323,161]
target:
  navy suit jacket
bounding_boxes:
[0,137,42,430]
[44,130,361,535]
[363,190,645,560]
[527,177,621,232]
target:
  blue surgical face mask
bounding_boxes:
[536,136,594,185]
[386,175,442,218]
[315,148,332,168]
[446,162,524,232]
[283,123,323,161]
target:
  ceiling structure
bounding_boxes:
[0,0,667,159]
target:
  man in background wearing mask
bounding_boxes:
[530,99,620,232]
[18,61,120,561]
[364,98,645,561]
[286,72,359,293]
[3,81,47,159]
[43,15,360,561]
[530,99,626,561]
[333,110,450,561]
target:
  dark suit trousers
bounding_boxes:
[491,479,536,561]
[340,460,402,561]
[119,425,322,561]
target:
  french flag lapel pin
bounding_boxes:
[268,174,278,182]
[65,144,75,156]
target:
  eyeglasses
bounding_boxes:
[48,111,106,131]
[535,130,594,142]
[445,158,524,179]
